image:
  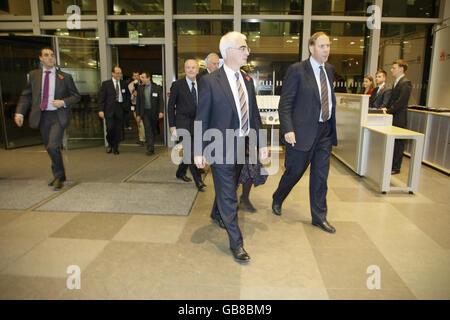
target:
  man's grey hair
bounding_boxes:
[219,31,247,60]
[205,52,220,65]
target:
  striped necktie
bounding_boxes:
[319,66,329,121]
[235,72,248,134]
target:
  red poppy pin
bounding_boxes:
[245,75,251,82]
[58,74,64,80]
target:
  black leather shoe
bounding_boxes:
[211,216,226,229]
[195,181,206,192]
[114,149,120,155]
[231,247,250,262]
[391,169,400,175]
[146,150,154,156]
[53,178,64,191]
[49,176,66,186]
[176,175,192,182]
[239,198,257,213]
[272,201,282,216]
[107,147,113,154]
[312,221,336,234]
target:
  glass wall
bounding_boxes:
[379,24,433,105]
[108,0,164,15]
[242,0,303,15]
[382,0,440,18]
[312,0,373,16]
[175,20,233,78]
[0,0,31,15]
[174,0,233,14]
[242,21,302,95]
[43,0,97,15]
[57,37,102,144]
[108,21,164,38]
[311,21,369,93]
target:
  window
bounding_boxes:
[108,21,164,37]
[242,0,303,15]
[379,24,433,105]
[0,0,31,15]
[312,22,369,93]
[382,0,440,18]
[312,0,373,16]
[242,21,302,95]
[175,20,233,78]
[174,0,233,14]
[108,0,164,15]
[43,0,96,15]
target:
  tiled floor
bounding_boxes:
[0,145,449,299]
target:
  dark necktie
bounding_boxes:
[319,66,329,121]
[40,70,51,111]
[235,72,248,133]
[115,80,120,102]
[191,82,197,106]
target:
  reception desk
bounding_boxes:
[333,93,424,193]
[406,108,450,174]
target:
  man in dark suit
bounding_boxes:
[369,69,391,109]
[383,59,412,174]
[168,59,206,191]
[272,32,338,234]
[198,52,220,79]
[135,71,164,156]
[195,31,268,262]
[14,47,80,190]
[98,66,131,155]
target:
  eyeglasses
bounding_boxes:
[230,46,251,53]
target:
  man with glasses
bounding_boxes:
[195,32,268,263]
[98,66,131,155]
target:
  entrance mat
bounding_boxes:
[0,179,73,210]
[34,182,198,216]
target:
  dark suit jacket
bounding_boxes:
[386,76,412,128]
[168,78,198,134]
[16,68,80,129]
[196,67,264,163]
[369,86,392,109]
[278,59,337,152]
[135,82,163,120]
[98,79,131,118]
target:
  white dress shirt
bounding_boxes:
[394,74,405,88]
[223,63,250,136]
[309,57,333,122]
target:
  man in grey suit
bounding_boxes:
[195,32,268,262]
[14,47,80,190]
[369,69,391,109]
[272,32,338,234]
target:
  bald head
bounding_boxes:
[184,59,199,81]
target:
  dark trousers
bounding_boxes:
[142,109,156,152]
[105,103,124,150]
[40,111,65,180]
[392,139,405,171]
[176,135,202,184]
[211,164,244,250]
[273,121,333,223]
